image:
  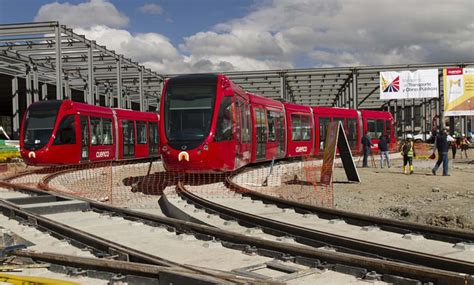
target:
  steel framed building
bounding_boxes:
[1,22,473,139]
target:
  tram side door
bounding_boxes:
[254,108,267,161]
[80,116,89,161]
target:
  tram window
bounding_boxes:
[215,97,233,142]
[149,122,159,154]
[275,112,285,157]
[301,115,311,141]
[291,114,311,141]
[122,120,135,158]
[291,115,301,141]
[136,121,147,144]
[102,119,113,145]
[334,118,345,128]
[90,117,113,146]
[91,117,102,145]
[53,115,76,145]
[122,121,135,145]
[267,111,276,142]
[319,117,331,150]
[347,118,358,148]
[241,104,251,143]
[367,119,384,139]
[385,120,391,139]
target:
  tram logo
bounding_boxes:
[96,151,110,158]
[295,146,308,153]
[178,151,190,162]
[381,75,400,93]
[28,151,36,159]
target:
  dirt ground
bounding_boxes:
[333,156,474,231]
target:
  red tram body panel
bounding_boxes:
[359,110,396,152]
[20,100,159,165]
[284,103,313,158]
[21,74,395,172]
[312,107,361,155]
[159,74,396,173]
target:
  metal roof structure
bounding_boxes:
[220,63,474,110]
[0,21,163,110]
[0,22,472,138]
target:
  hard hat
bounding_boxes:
[406,134,413,139]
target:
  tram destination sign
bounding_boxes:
[380,69,439,100]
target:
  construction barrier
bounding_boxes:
[6,157,334,209]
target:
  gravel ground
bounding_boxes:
[333,156,474,231]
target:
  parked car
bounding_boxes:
[413,131,432,143]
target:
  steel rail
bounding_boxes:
[176,182,474,276]
[226,175,474,244]
[0,189,248,284]
[12,250,237,285]
[1,181,472,284]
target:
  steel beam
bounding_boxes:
[54,25,63,100]
[352,71,358,109]
[41,83,48,100]
[87,43,94,104]
[116,56,122,108]
[26,69,32,107]
[11,77,19,138]
[33,66,39,102]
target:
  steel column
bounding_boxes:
[54,24,63,100]
[139,68,144,111]
[435,98,440,130]
[33,67,39,102]
[422,99,427,139]
[116,56,122,109]
[41,83,48,100]
[352,70,358,109]
[64,76,70,98]
[12,77,19,138]
[26,69,32,107]
[279,73,286,101]
[411,99,415,133]
[439,73,445,129]
[393,100,398,137]
[94,85,99,105]
[345,88,349,107]
[401,100,406,138]
[87,43,94,104]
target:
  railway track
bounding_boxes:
[0,182,472,284]
[171,179,474,277]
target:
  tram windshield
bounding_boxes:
[164,78,216,149]
[22,101,61,150]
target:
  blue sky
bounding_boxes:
[0,0,473,73]
[0,0,253,45]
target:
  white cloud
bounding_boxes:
[182,0,474,68]
[35,0,129,28]
[139,3,163,15]
[34,0,474,74]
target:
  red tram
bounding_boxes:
[20,100,159,165]
[160,74,395,173]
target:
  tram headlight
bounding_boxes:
[203,144,208,151]
[162,146,168,152]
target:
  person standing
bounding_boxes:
[361,132,372,167]
[432,128,454,176]
[451,135,458,159]
[460,133,469,159]
[400,134,416,174]
[379,134,391,168]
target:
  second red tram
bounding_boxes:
[159,74,396,173]
[20,100,159,165]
